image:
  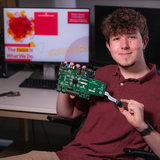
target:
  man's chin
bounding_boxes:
[118,62,136,68]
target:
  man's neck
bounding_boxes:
[119,62,150,79]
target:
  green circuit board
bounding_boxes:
[56,62,106,100]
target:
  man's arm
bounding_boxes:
[56,92,84,119]
[119,99,160,158]
[56,61,86,119]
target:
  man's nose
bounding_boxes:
[121,38,130,49]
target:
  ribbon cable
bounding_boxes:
[104,91,125,108]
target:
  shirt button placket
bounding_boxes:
[120,82,123,86]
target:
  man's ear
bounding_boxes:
[143,37,149,50]
[106,42,110,51]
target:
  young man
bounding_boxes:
[1,8,160,160]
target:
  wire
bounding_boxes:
[104,91,125,107]
[104,91,117,103]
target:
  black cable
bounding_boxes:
[0,91,13,97]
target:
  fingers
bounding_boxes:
[76,63,81,68]
[119,108,130,118]
[121,99,143,106]
[75,63,86,69]
[70,95,76,99]
[64,61,86,69]
[82,65,87,69]
[121,99,143,109]
[120,99,130,104]
[64,61,68,64]
[119,99,145,127]
[119,99,143,115]
[120,99,139,105]
[118,106,125,112]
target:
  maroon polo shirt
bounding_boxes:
[56,63,160,160]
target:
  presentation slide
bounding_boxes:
[3,8,90,63]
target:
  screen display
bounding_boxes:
[3,8,90,63]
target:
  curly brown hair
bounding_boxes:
[101,8,148,43]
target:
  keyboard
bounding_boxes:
[19,78,57,90]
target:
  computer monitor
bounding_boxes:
[3,7,90,79]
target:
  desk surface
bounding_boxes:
[0,70,58,120]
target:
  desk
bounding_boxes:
[0,70,59,141]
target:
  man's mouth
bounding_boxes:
[119,52,132,56]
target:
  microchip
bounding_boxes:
[73,79,78,84]
[67,87,74,91]
[76,68,81,75]
[87,69,95,78]
[81,71,85,75]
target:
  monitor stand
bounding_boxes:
[29,64,57,80]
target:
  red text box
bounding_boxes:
[68,12,89,24]
[34,12,58,35]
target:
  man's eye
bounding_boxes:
[113,37,119,41]
[129,36,135,39]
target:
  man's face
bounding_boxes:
[106,31,148,68]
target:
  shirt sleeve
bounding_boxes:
[155,115,160,133]
[74,97,89,113]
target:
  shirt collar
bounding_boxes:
[112,63,158,83]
